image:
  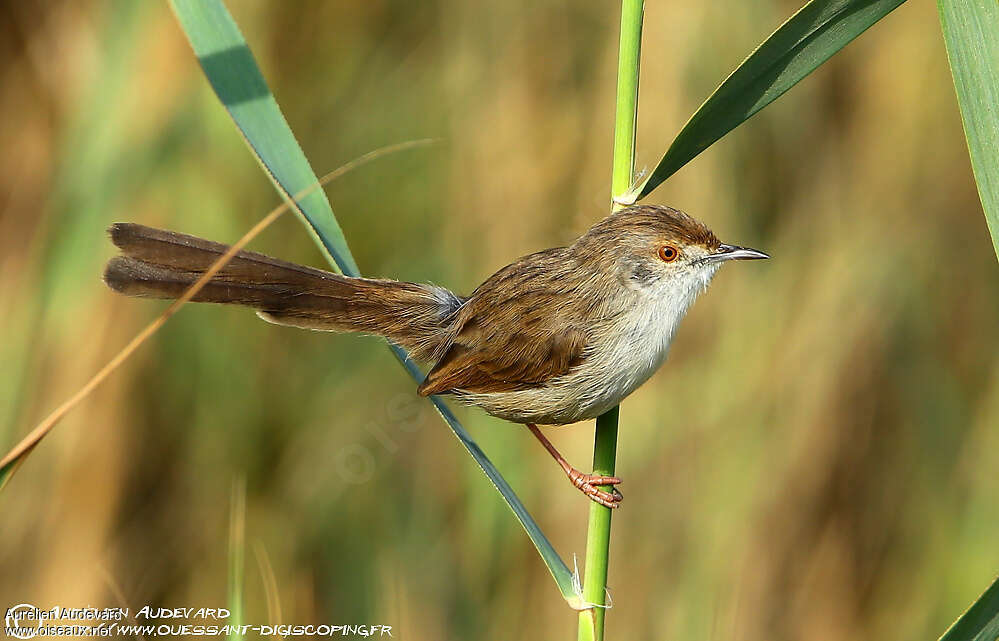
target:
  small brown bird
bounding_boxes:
[104,205,768,507]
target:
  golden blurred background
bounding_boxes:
[2,1,997,639]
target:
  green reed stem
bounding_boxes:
[610,0,643,210]
[578,1,643,639]
[577,407,621,640]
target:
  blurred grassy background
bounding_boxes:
[1,1,997,639]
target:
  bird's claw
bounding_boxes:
[567,470,623,508]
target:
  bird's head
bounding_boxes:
[575,204,769,298]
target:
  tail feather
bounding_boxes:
[108,222,339,285]
[104,223,462,360]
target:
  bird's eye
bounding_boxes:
[658,245,679,262]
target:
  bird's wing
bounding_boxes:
[417,322,588,396]
[417,248,590,396]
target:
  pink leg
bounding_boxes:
[526,423,623,508]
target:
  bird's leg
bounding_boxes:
[526,423,623,508]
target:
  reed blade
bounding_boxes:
[939,575,999,641]
[938,0,999,260]
[630,0,906,202]
[169,0,581,606]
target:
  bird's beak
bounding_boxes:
[707,243,770,262]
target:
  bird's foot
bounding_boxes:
[566,468,622,508]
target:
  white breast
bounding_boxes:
[569,265,717,416]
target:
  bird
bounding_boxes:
[103,204,768,507]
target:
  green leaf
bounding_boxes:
[170,0,357,276]
[938,0,999,261]
[227,479,246,641]
[630,0,906,202]
[939,575,999,641]
[169,0,582,607]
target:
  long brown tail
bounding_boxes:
[103,223,462,360]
